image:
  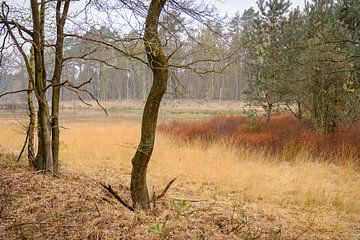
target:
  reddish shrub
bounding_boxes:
[158,114,360,163]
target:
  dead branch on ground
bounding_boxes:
[154,177,177,201]
[100,183,135,212]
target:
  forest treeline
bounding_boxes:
[2,1,360,134]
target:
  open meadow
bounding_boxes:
[1,101,360,239]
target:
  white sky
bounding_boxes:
[213,0,305,17]
[8,0,305,15]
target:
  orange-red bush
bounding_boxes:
[158,114,360,162]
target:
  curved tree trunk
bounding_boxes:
[130,0,168,210]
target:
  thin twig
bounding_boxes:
[293,213,317,240]
[94,201,101,216]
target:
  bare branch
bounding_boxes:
[0,89,32,98]
[64,33,149,66]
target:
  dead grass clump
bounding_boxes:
[158,113,360,162]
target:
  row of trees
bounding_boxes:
[2,1,359,133]
[0,6,245,102]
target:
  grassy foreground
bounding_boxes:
[0,115,360,239]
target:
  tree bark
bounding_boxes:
[28,47,36,166]
[266,103,273,124]
[51,0,70,173]
[297,101,302,120]
[130,0,168,210]
[31,0,54,172]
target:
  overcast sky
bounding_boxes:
[9,0,305,16]
[213,0,305,17]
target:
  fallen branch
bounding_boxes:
[155,177,177,201]
[100,183,134,212]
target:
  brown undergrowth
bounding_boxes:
[1,158,359,240]
[158,113,360,163]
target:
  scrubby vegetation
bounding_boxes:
[159,113,360,163]
[1,110,360,239]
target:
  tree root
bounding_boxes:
[101,177,176,211]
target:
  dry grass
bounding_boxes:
[1,115,360,239]
[1,117,359,213]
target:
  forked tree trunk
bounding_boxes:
[130,0,168,209]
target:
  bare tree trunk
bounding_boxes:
[51,0,70,173]
[28,47,36,166]
[266,103,272,124]
[266,50,276,124]
[235,58,240,100]
[31,0,54,172]
[126,72,131,100]
[297,101,302,120]
[35,103,53,170]
[130,0,168,210]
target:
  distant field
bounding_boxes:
[0,99,259,121]
[58,99,263,120]
[0,103,360,239]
